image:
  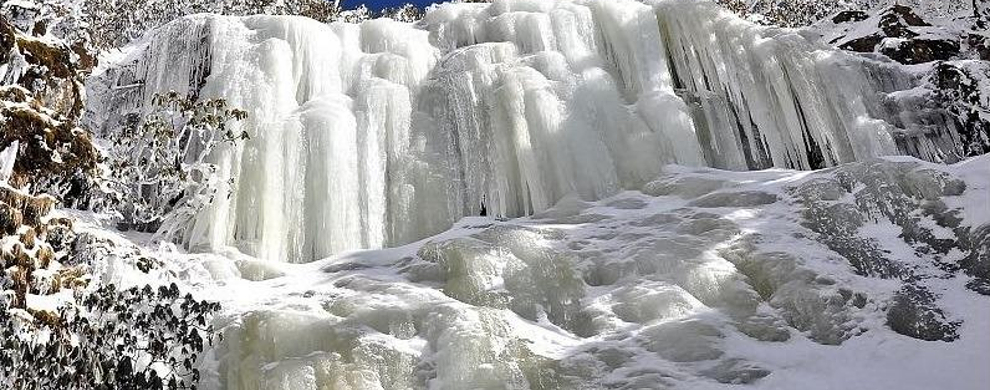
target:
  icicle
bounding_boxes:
[86,0,940,263]
[0,140,18,184]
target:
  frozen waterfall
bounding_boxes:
[86,0,945,263]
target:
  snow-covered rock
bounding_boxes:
[819,4,985,63]
[1,6,98,204]
[810,5,990,163]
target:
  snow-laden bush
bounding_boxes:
[0,283,221,390]
[83,0,342,49]
[80,0,427,50]
[97,92,247,237]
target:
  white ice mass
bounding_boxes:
[76,0,990,389]
[87,0,966,263]
[0,140,16,183]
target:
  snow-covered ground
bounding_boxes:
[56,155,990,390]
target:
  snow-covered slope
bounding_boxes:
[74,155,990,390]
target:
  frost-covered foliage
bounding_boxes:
[379,3,423,23]
[0,283,221,390]
[2,0,430,54]
[718,0,859,27]
[99,92,247,235]
[80,0,428,50]
[715,0,976,27]
[1,151,222,389]
[337,4,371,24]
[83,0,342,49]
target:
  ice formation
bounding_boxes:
[0,140,16,183]
[85,0,969,264]
[71,1,990,388]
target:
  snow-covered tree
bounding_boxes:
[99,92,248,235]
[83,0,344,49]
[380,3,424,22]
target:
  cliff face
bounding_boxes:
[821,5,990,160]
[0,2,97,206]
[710,1,990,163]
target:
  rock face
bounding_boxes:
[887,284,960,341]
[0,5,97,205]
[829,5,966,64]
[710,3,990,163]
[0,184,64,309]
[814,5,990,162]
[925,61,990,158]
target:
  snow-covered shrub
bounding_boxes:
[1,167,222,389]
[83,0,343,49]
[713,0,976,27]
[0,283,221,390]
[79,0,430,50]
[380,4,424,22]
[98,92,247,236]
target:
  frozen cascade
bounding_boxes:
[87,0,952,263]
[0,140,17,183]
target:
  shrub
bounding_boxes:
[0,283,221,390]
[98,92,247,237]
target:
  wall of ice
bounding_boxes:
[85,0,957,263]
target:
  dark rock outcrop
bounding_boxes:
[880,38,960,65]
[926,62,990,159]
[1,11,98,206]
[887,284,960,341]
[959,224,990,294]
[831,5,962,65]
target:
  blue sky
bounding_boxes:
[344,0,441,11]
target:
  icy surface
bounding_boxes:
[84,0,971,263]
[74,155,990,390]
[0,140,16,183]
